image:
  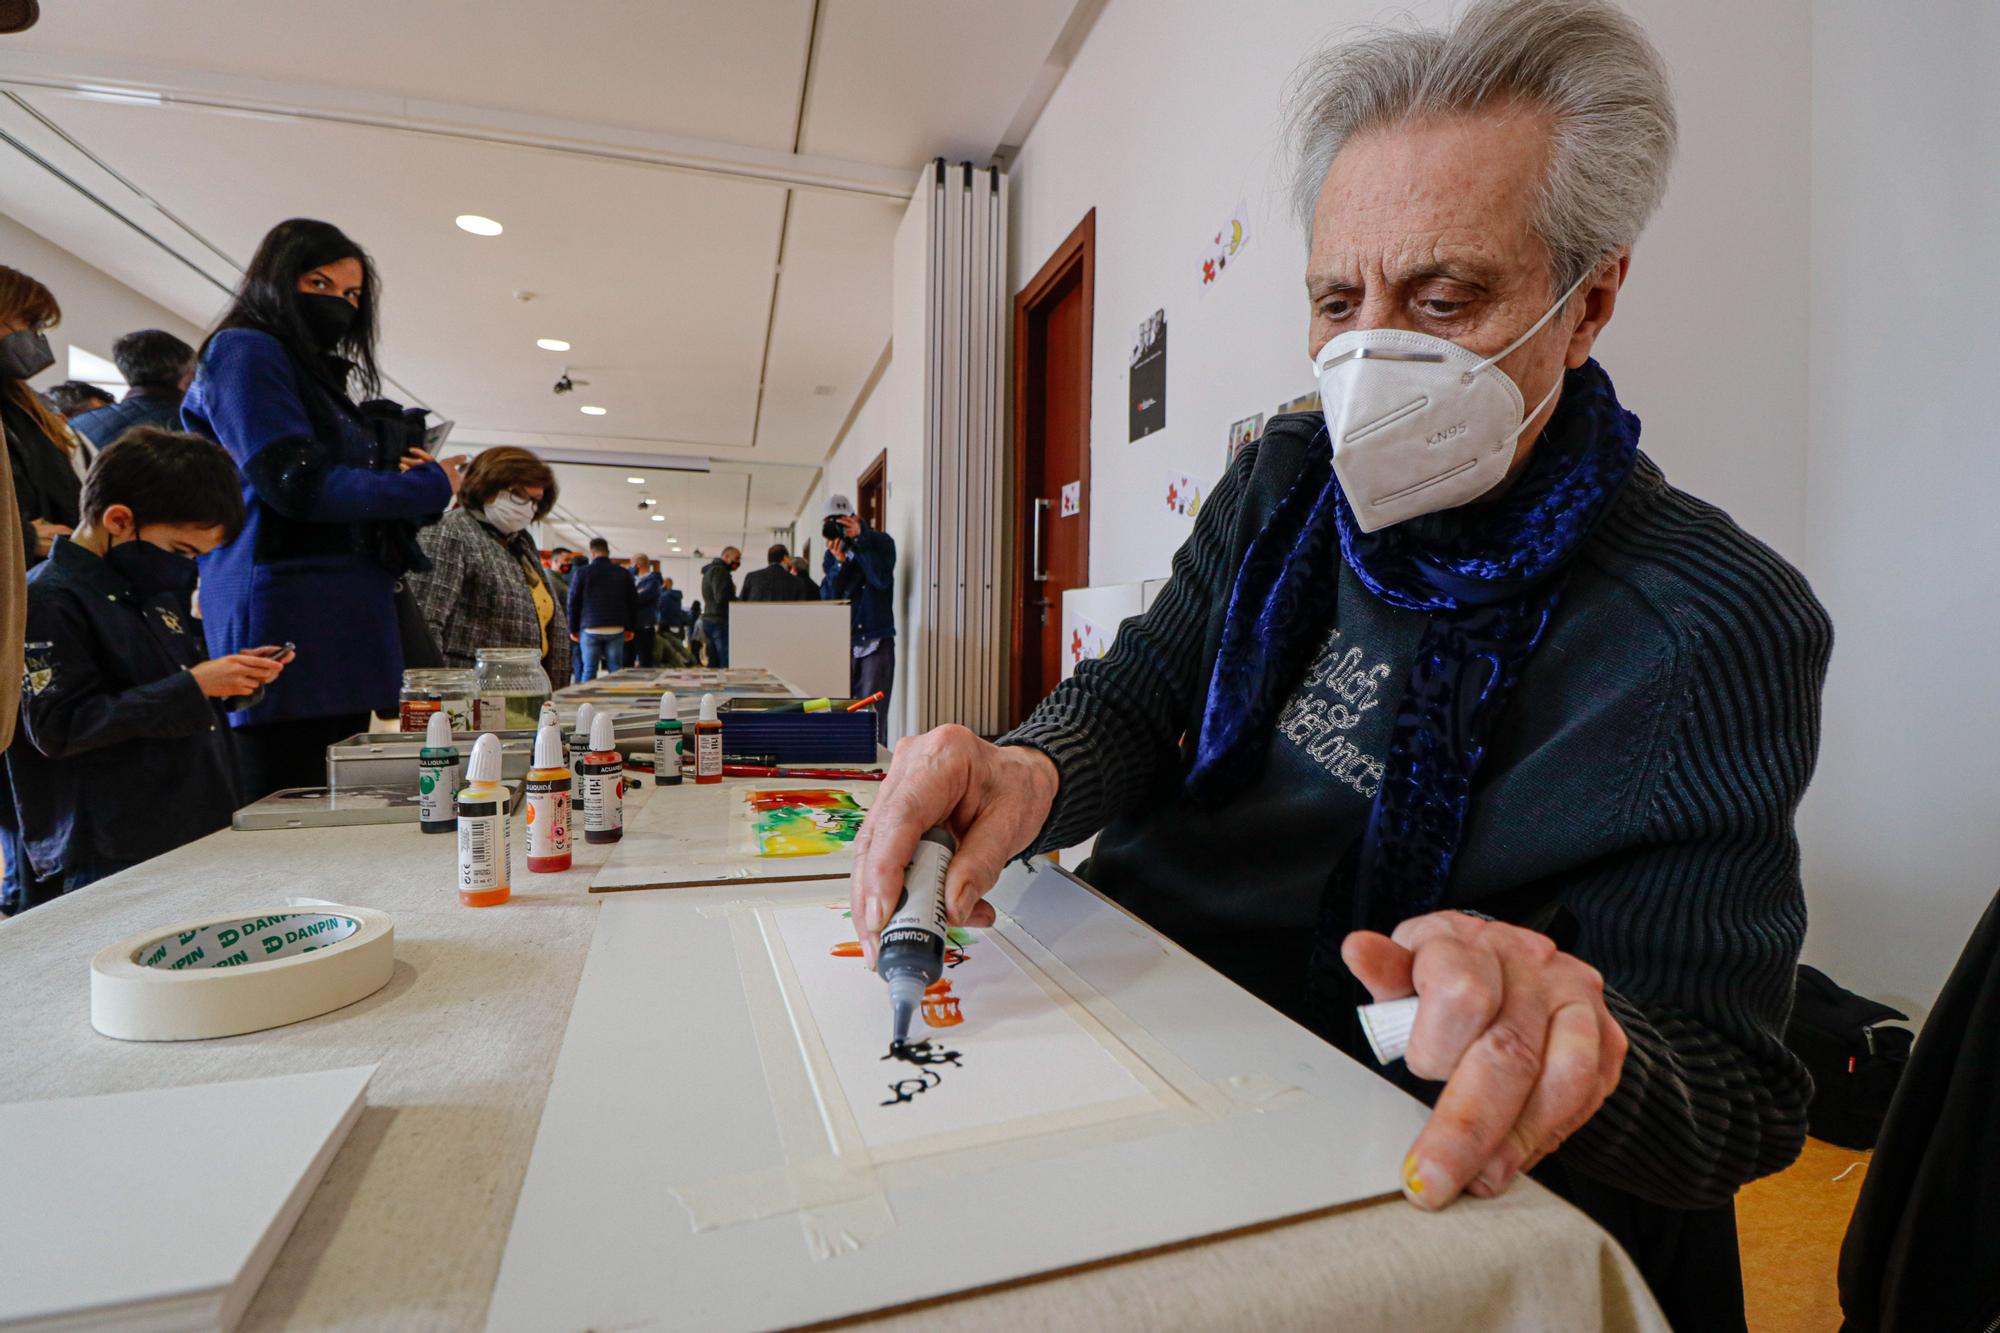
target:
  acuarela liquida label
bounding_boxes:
[525,772,571,864]
[654,722,683,785]
[879,837,951,963]
[457,795,510,892]
[418,752,461,827]
[579,756,624,842]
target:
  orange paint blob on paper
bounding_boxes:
[923,978,963,1028]
[829,941,864,958]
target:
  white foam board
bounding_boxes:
[489,862,1427,1331]
[0,1065,375,1332]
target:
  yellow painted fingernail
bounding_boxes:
[1403,1153,1425,1196]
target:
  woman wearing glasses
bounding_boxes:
[409,446,570,687]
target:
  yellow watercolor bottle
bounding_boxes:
[455,733,512,907]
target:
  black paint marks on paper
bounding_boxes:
[880,1039,963,1106]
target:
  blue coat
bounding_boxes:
[821,525,896,641]
[566,554,638,633]
[182,329,450,725]
[634,569,663,625]
[70,390,182,451]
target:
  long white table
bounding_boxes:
[0,781,1666,1331]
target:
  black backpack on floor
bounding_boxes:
[1784,964,1913,1150]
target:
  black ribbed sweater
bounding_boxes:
[1002,411,1833,1210]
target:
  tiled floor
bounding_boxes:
[1738,1136,1872,1331]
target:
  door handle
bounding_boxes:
[1030,498,1051,582]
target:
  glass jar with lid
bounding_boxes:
[473,647,552,732]
[399,667,480,733]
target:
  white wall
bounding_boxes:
[0,208,207,394]
[1007,0,1811,587]
[802,177,934,743]
[1797,3,2000,1016]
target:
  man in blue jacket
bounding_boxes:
[819,494,895,743]
[565,537,638,681]
[71,329,195,451]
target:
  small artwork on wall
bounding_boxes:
[1198,200,1249,294]
[1227,412,1264,468]
[1164,470,1204,519]
[1277,389,1319,417]
[1059,480,1080,517]
[1129,308,1167,442]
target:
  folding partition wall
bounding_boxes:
[913,160,1008,736]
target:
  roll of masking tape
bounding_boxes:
[91,906,395,1041]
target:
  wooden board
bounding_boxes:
[488,862,1430,1332]
[588,778,877,893]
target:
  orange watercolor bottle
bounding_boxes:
[455,733,512,907]
[694,692,723,784]
[524,718,572,873]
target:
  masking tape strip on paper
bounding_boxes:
[669,899,1305,1255]
[90,906,395,1041]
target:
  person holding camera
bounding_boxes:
[819,495,895,743]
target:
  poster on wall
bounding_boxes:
[1069,617,1111,668]
[1129,308,1167,441]
[1227,412,1265,468]
[1198,200,1249,293]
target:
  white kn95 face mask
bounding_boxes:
[1311,270,1588,533]
[481,490,538,535]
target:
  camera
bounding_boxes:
[822,516,847,542]
[553,373,574,395]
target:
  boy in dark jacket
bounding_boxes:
[5,428,288,907]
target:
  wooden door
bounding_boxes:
[856,450,887,533]
[1010,211,1094,728]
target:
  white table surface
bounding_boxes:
[0,780,1666,1332]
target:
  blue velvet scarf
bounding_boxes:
[1187,357,1640,927]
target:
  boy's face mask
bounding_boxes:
[106,535,200,599]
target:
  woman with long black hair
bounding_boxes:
[184,218,462,800]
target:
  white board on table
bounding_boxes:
[488,862,1429,1332]
[728,602,853,701]
[589,778,876,893]
[0,1064,375,1332]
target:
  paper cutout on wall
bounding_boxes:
[1199,200,1249,292]
[1164,471,1205,519]
[1059,480,1080,517]
[1227,413,1265,467]
[1069,617,1111,667]
[772,903,1147,1151]
[1129,309,1167,442]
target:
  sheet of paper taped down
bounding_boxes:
[90,905,395,1041]
[1359,995,1420,1064]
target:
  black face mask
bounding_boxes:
[294,292,360,350]
[0,328,55,380]
[105,538,200,600]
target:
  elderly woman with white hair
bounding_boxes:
[846,0,1829,1324]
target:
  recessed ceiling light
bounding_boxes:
[639,498,657,507]
[650,514,665,522]
[625,476,645,484]
[454,214,503,236]
[536,337,570,351]
[581,405,608,416]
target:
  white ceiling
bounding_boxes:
[0,0,1084,544]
